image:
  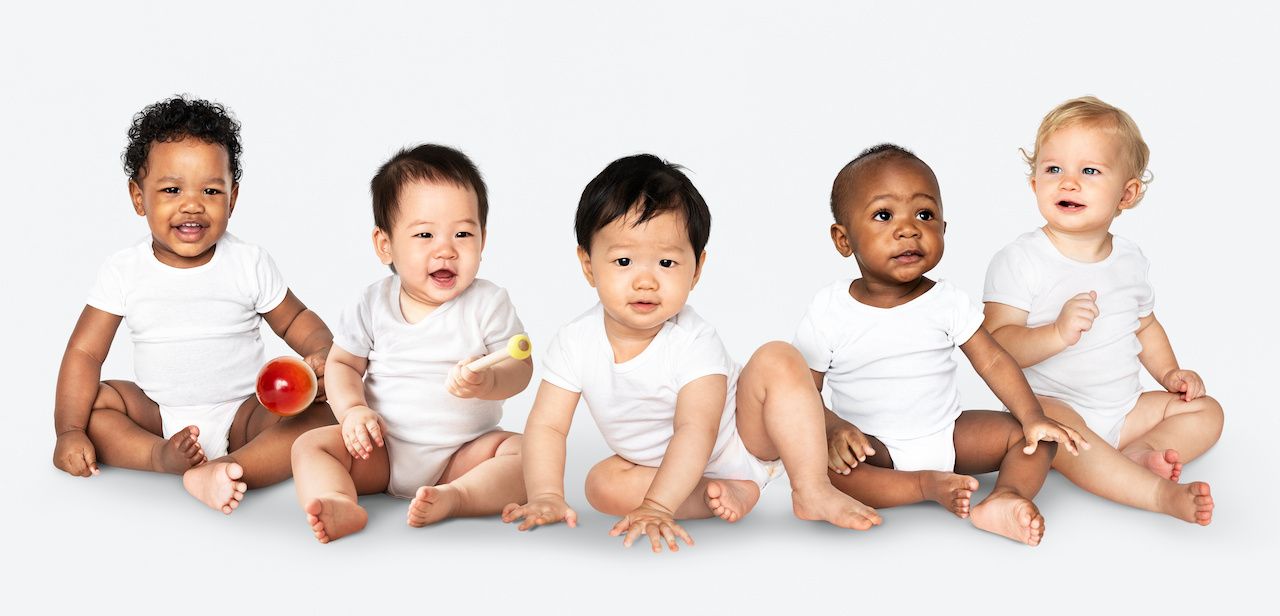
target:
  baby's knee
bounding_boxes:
[584,459,637,515]
[495,433,523,457]
[91,382,126,413]
[291,425,341,462]
[1196,395,1225,434]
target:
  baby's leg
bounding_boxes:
[583,455,759,521]
[1040,397,1213,525]
[1117,391,1224,480]
[733,341,882,530]
[828,461,979,519]
[955,411,1053,546]
[181,398,335,513]
[291,425,390,543]
[86,380,205,474]
[407,431,525,527]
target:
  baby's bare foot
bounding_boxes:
[1160,480,1213,525]
[305,495,369,543]
[792,482,882,530]
[1127,448,1182,481]
[919,471,979,518]
[182,461,246,514]
[704,479,761,523]
[152,426,206,474]
[407,485,461,528]
[971,491,1044,547]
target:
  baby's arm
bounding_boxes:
[324,345,382,460]
[812,370,876,474]
[263,290,333,399]
[503,380,581,530]
[983,292,1099,368]
[1136,313,1205,401]
[608,374,724,551]
[447,355,533,401]
[53,306,123,477]
[960,329,1087,455]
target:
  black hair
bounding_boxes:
[123,96,243,182]
[575,154,711,256]
[370,144,489,233]
[829,143,926,222]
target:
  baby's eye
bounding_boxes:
[455,231,473,238]
[203,188,222,195]
[1082,167,1100,175]
[1045,165,1061,174]
[161,187,180,194]
[415,232,433,239]
[659,259,676,268]
[873,210,891,222]
[916,210,934,221]
[614,257,631,267]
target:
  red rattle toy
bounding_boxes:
[256,356,317,417]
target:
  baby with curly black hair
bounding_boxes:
[52,96,337,514]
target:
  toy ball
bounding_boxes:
[256,356,317,417]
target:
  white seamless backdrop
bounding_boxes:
[2,2,1273,614]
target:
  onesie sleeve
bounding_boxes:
[85,258,126,316]
[948,285,987,346]
[793,298,832,373]
[253,248,290,314]
[480,286,526,354]
[674,322,733,389]
[334,294,374,359]
[983,244,1034,312]
[1137,254,1156,318]
[540,330,581,393]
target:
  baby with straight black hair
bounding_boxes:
[504,154,881,552]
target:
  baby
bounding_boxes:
[52,96,335,513]
[798,144,1087,546]
[503,154,882,553]
[983,96,1218,524]
[291,144,532,542]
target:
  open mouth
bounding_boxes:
[892,250,924,263]
[1057,200,1087,210]
[172,221,207,241]
[429,269,457,288]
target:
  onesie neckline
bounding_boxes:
[842,277,944,313]
[596,303,673,373]
[389,275,460,326]
[144,233,226,274]
[1033,227,1120,267]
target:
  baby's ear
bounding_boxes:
[372,227,394,266]
[577,246,596,288]
[829,223,854,258]
[128,179,145,216]
[691,251,708,286]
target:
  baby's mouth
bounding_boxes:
[429,269,457,288]
[172,221,208,240]
[629,300,660,313]
[892,249,924,264]
[1057,200,1087,210]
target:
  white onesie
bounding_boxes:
[334,276,524,498]
[984,229,1153,446]
[86,233,289,458]
[541,304,782,489]
[794,279,985,472]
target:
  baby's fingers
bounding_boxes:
[501,502,522,523]
[658,524,679,552]
[830,443,855,474]
[565,507,578,528]
[610,516,630,537]
[84,449,100,476]
[367,419,384,448]
[645,524,664,553]
[623,521,647,548]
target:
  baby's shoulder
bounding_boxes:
[1109,234,1149,262]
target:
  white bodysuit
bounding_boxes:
[334,276,524,498]
[86,233,289,458]
[984,229,1154,446]
[794,279,985,472]
[541,304,782,488]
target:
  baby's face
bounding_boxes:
[129,138,237,268]
[833,158,944,285]
[579,209,703,339]
[1031,124,1142,235]
[375,180,484,314]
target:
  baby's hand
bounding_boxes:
[1022,417,1089,457]
[827,418,876,475]
[1162,369,1206,402]
[609,500,693,553]
[304,346,330,402]
[341,406,384,460]
[446,357,494,399]
[502,494,578,531]
[1054,291,1099,347]
[53,429,99,477]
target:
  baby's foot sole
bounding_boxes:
[407,485,461,528]
[182,461,245,514]
[704,479,760,523]
[305,495,369,543]
[971,491,1044,547]
[1127,448,1182,482]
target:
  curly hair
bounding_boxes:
[122,96,243,182]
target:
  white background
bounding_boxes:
[2,2,1274,613]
